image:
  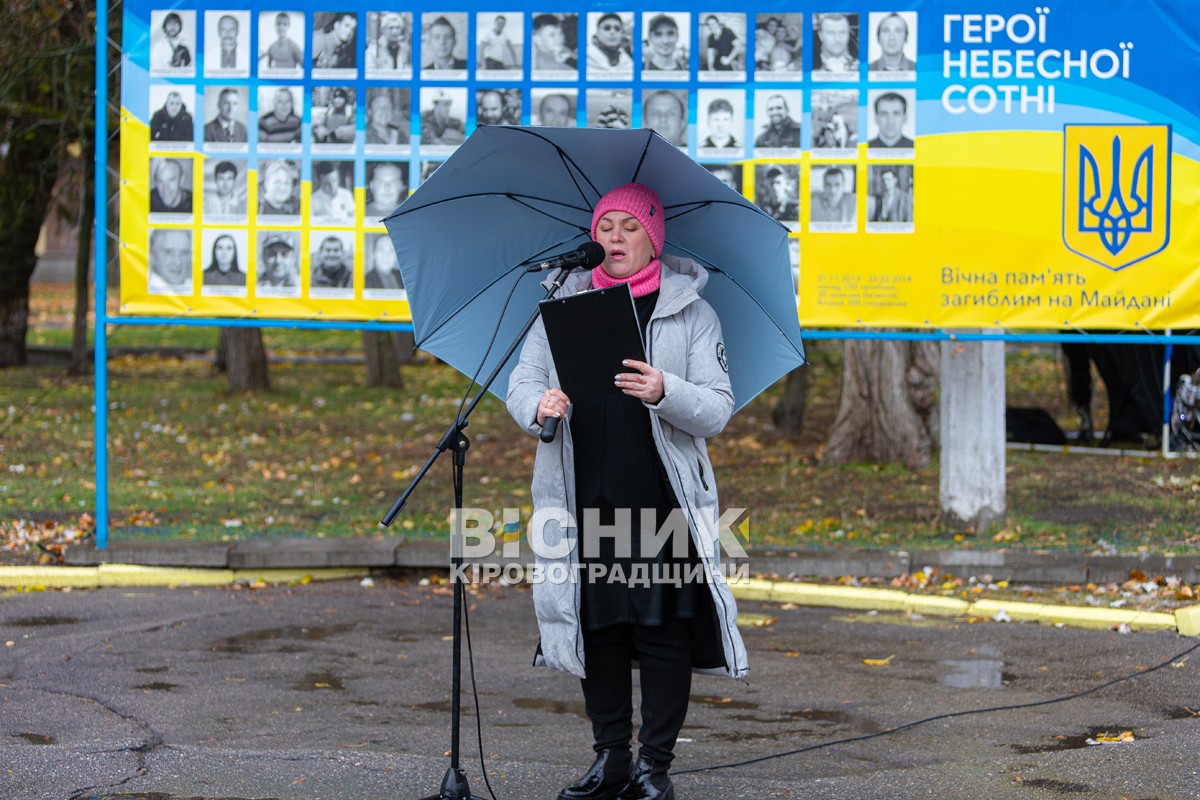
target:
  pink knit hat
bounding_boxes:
[590,182,666,256]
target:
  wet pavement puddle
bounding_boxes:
[292,671,345,691]
[211,624,355,654]
[1011,726,1147,753]
[13,732,56,745]
[7,616,82,627]
[938,659,1017,688]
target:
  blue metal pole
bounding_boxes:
[93,0,109,549]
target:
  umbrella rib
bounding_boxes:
[503,127,607,204]
[666,240,806,360]
[413,224,587,348]
[628,131,654,184]
[663,198,787,231]
[413,265,529,350]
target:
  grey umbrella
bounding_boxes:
[384,125,805,411]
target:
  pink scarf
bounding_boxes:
[591,258,661,298]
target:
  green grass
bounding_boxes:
[6,285,1199,555]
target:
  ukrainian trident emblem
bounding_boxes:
[1063,124,1171,271]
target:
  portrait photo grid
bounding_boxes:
[135,4,921,302]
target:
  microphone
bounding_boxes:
[540,413,564,443]
[526,241,606,273]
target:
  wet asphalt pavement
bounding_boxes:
[1,576,1198,800]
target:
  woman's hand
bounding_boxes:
[537,388,571,426]
[615,359,664,404]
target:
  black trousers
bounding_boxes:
[580,616,693,769]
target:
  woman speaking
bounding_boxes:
[508,183,747,800]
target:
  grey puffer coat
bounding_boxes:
[506,256,749,682]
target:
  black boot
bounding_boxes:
[557,748,632,800]
[615,755,673,800]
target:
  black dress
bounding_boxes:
[570,290,702,631]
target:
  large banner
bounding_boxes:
[118,1,1200,329]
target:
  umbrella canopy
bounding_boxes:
[384,125,805,412]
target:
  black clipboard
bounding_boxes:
[538,283,646,401]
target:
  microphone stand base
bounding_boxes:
[418,766,486,800]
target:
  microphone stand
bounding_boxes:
[381,263,578,800]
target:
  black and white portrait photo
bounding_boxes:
[311,87,356,150]
[148,85,195,149]
[312,12,358,76]
[809,164,857,231]
[201,229,248,297]
[811,89,859,156]
[867,89,916,154]
[257,86,303,150]
[204,11,250,78]
[310,160,356,227]
[752,90,802,155]
[475,88,522,127]
[867,12,917,80]
[309,233,355,299]
[366,12,413,78]
[420,161,443,184]
[364,87,410,152]
[530,13,578,80]
[755,163,800,231]
[149,10,195,76]
[363,232,405,299]
[812,12,860,79]
[202,86,249,150]
[364,161,409,221]
[202,158,247,222]
[531,89,577,127]
[147,229,193,296]
[697,89,744,157]
[754,13,803,78]
[586,88,632,130]
[698,13,746,81]
[419,87,467,151]
[421,13,469,78]
[704,163,743,195]
[256,231,301,297]
[257,159,301,221]
[476,12,522,78]
[866,164,914,231]
[642,12,690,79]
[586,12,634,80]
[148,157,193,219]
[641,89,688,149]
[258,11,304,77]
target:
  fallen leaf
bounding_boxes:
[1087,731,1134,745]
[862,655,895,667]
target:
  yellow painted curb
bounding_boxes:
[906,595,971,617]
[0,567,100,589]
[230,568,369,583]
[769,583,909,611]
[968,599,1047,623]
[1174,604,1200,637]
[0,565,371,589]
[98,564,236,587]
[731,580,1196,636]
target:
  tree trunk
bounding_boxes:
[771,366,810,436]
[0,287,32,368]
[362,330,405,388]
[821,339,940,470]
[68,165,94,377]
[218,328,270,391]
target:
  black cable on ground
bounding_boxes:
[462,579,500,800]
[674,637,1200,775]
